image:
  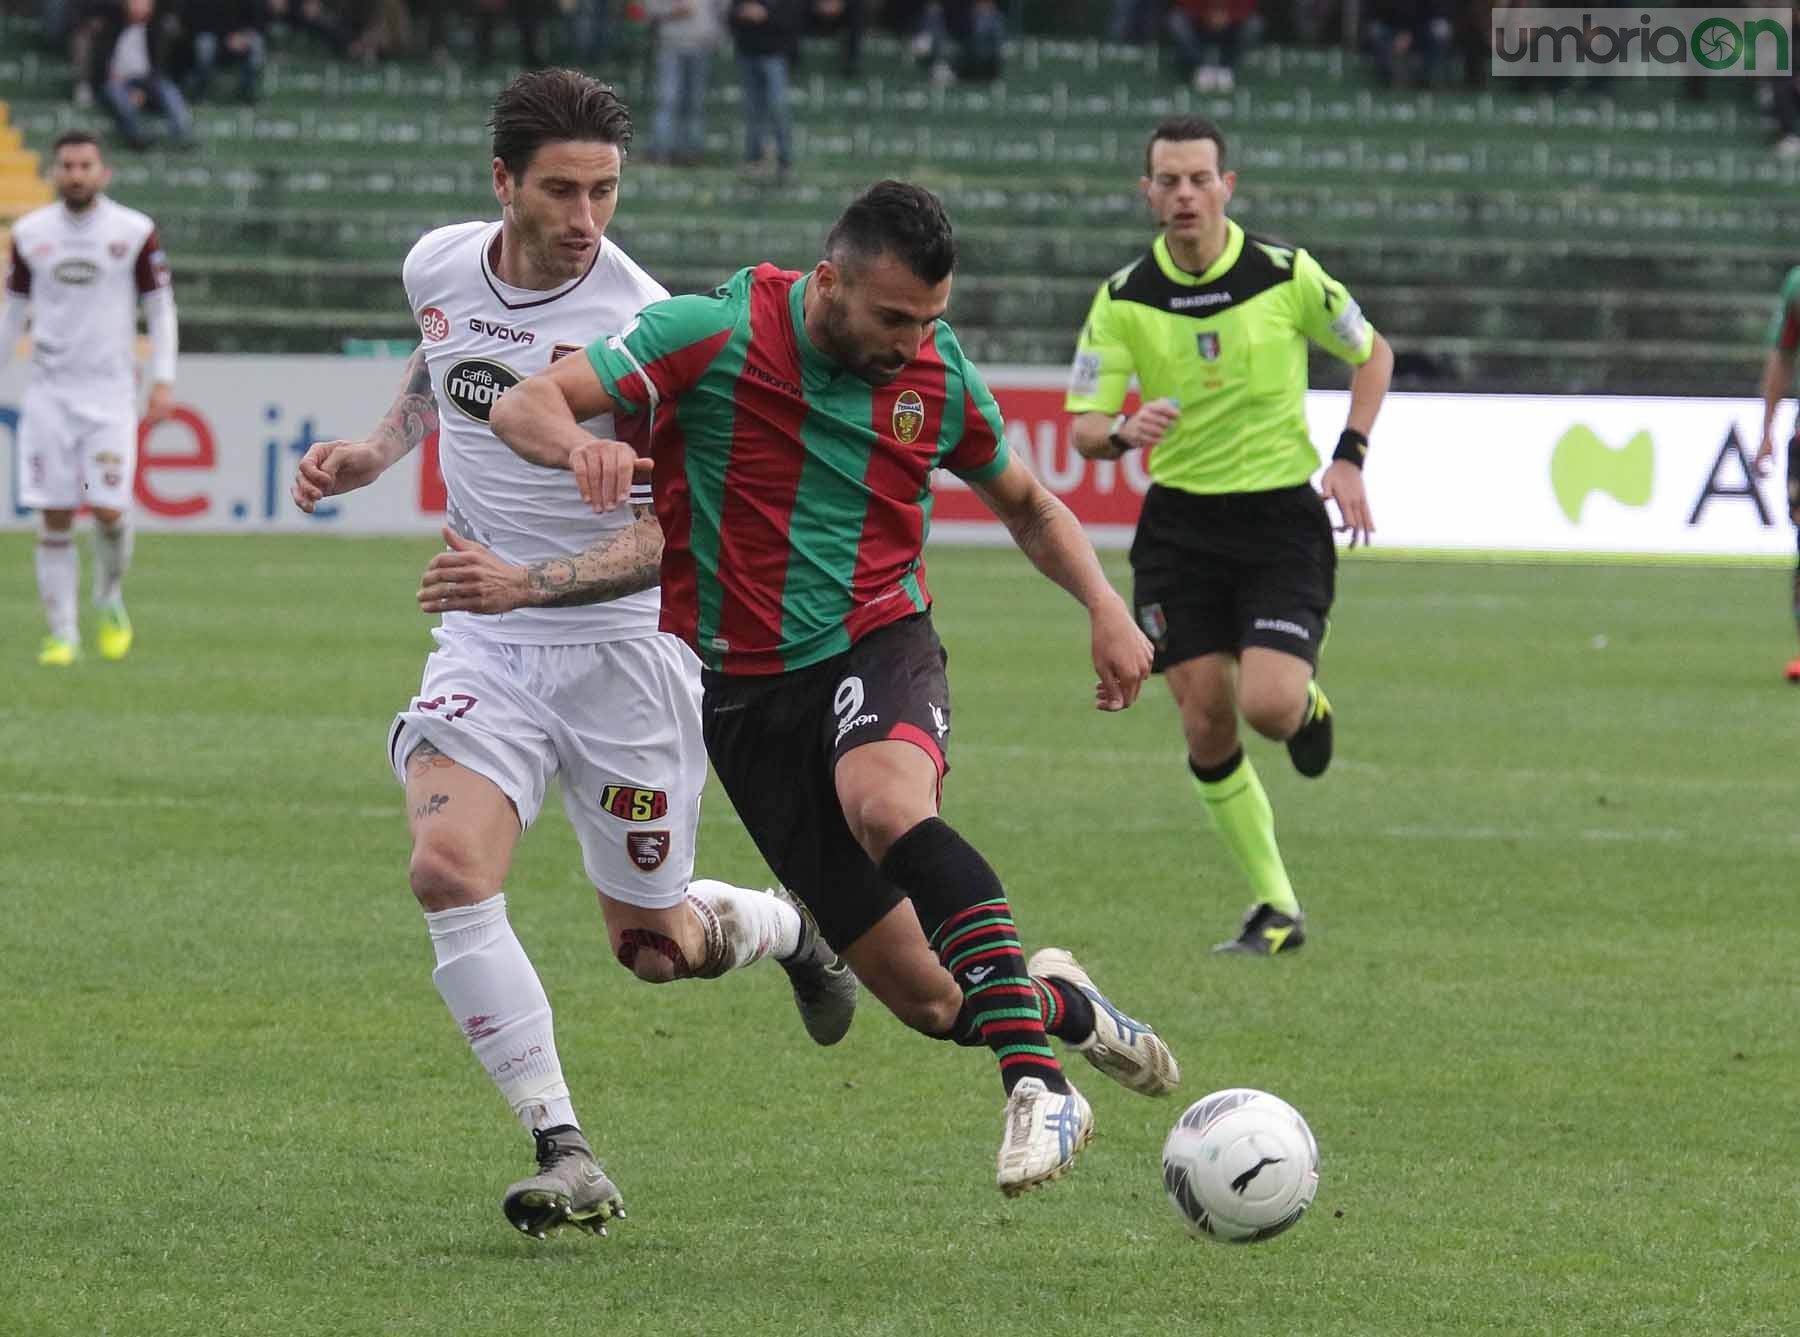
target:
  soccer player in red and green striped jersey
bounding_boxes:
[493,181,1183,1195]
[1756,264,1800,682]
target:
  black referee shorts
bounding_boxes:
[1129,482,1337,671]
[700,612,952,952]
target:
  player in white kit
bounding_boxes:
[1,129,177,667]
[289,70,855,1240]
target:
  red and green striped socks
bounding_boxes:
[928,900,1069,1095]
[880,817,1071,1095]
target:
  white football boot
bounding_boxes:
[995,1077,1093,1196]
[1027,948,1181,1097]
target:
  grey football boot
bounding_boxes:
[501,1125,625,1240]
[772,886,858,1045]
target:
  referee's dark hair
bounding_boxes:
[50,128,104,159]
[1144,117,1228,175]
[490,68,633,180]
[825,181,958,285]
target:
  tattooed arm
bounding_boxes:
[417,505,664,614]
[292,346,438,512]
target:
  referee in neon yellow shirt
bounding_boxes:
[1065,117,1393,956]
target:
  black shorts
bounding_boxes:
[700,611,951,952]
[1788,436,1800,525]
[1129,482,1337,671]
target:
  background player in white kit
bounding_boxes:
[2,129,176,667]
[289,70,854,1240]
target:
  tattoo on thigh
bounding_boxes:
[407,740,455,780]
[411,793,450,822]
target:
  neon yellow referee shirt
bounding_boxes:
[1065,220,1377,496]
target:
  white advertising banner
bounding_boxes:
[2,356,1792,556]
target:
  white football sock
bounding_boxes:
[424,894,578,1133]
[35,525,78,643]
[684,879,803,974]
[92,517,134,607]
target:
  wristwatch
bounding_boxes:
[1107,412,1132,455]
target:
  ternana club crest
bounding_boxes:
[892,389,926,444]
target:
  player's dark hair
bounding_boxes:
[50,128,103,159]
[489,68,633,180]
[824,181,957,285]
[1144,117,1228,175]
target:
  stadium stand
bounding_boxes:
[2,11,1793,394]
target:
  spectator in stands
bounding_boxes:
[804,0,864,79]
[37,0,76,52]
[88,0,196,149]
[1167,0,1260,93]
[473,0,545,67]
[340,0,416,61]
[907,0,1003,85]
[647,0,726,164]
[181,0,269,103]
[264,0,354,57]
[1107,0,1163,46]
[730,0,799,181]
[564,0,611,64]
[1365,0,1456,87]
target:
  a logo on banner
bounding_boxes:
[600,784,669,823]
[1551,425,1653,522]
[444,358,519,423]
[419,306,450,343]
[892,389,926,444]
[627,830,671,871]
[1196,332,1221,362]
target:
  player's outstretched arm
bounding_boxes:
[1757,348,1796,475]
[291,345,436,512]
[1320,330,1392,548]
[968,452,1153,712]
[417,515,664,615]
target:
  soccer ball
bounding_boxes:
[1161,1087,1320,1243]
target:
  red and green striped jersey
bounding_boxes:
[586,263,1010,675]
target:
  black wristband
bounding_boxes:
[1108,431,1135,455]
[1333,428,1369,467]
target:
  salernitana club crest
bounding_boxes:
[892,389,926,444]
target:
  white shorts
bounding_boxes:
[388,626,708,909]
[17,380,138,512]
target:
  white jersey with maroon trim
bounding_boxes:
[6,195,169,387]
[403,221,667,645]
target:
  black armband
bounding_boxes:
[1333,428,1369,467]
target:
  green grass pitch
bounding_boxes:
[2,534,1795,1336]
